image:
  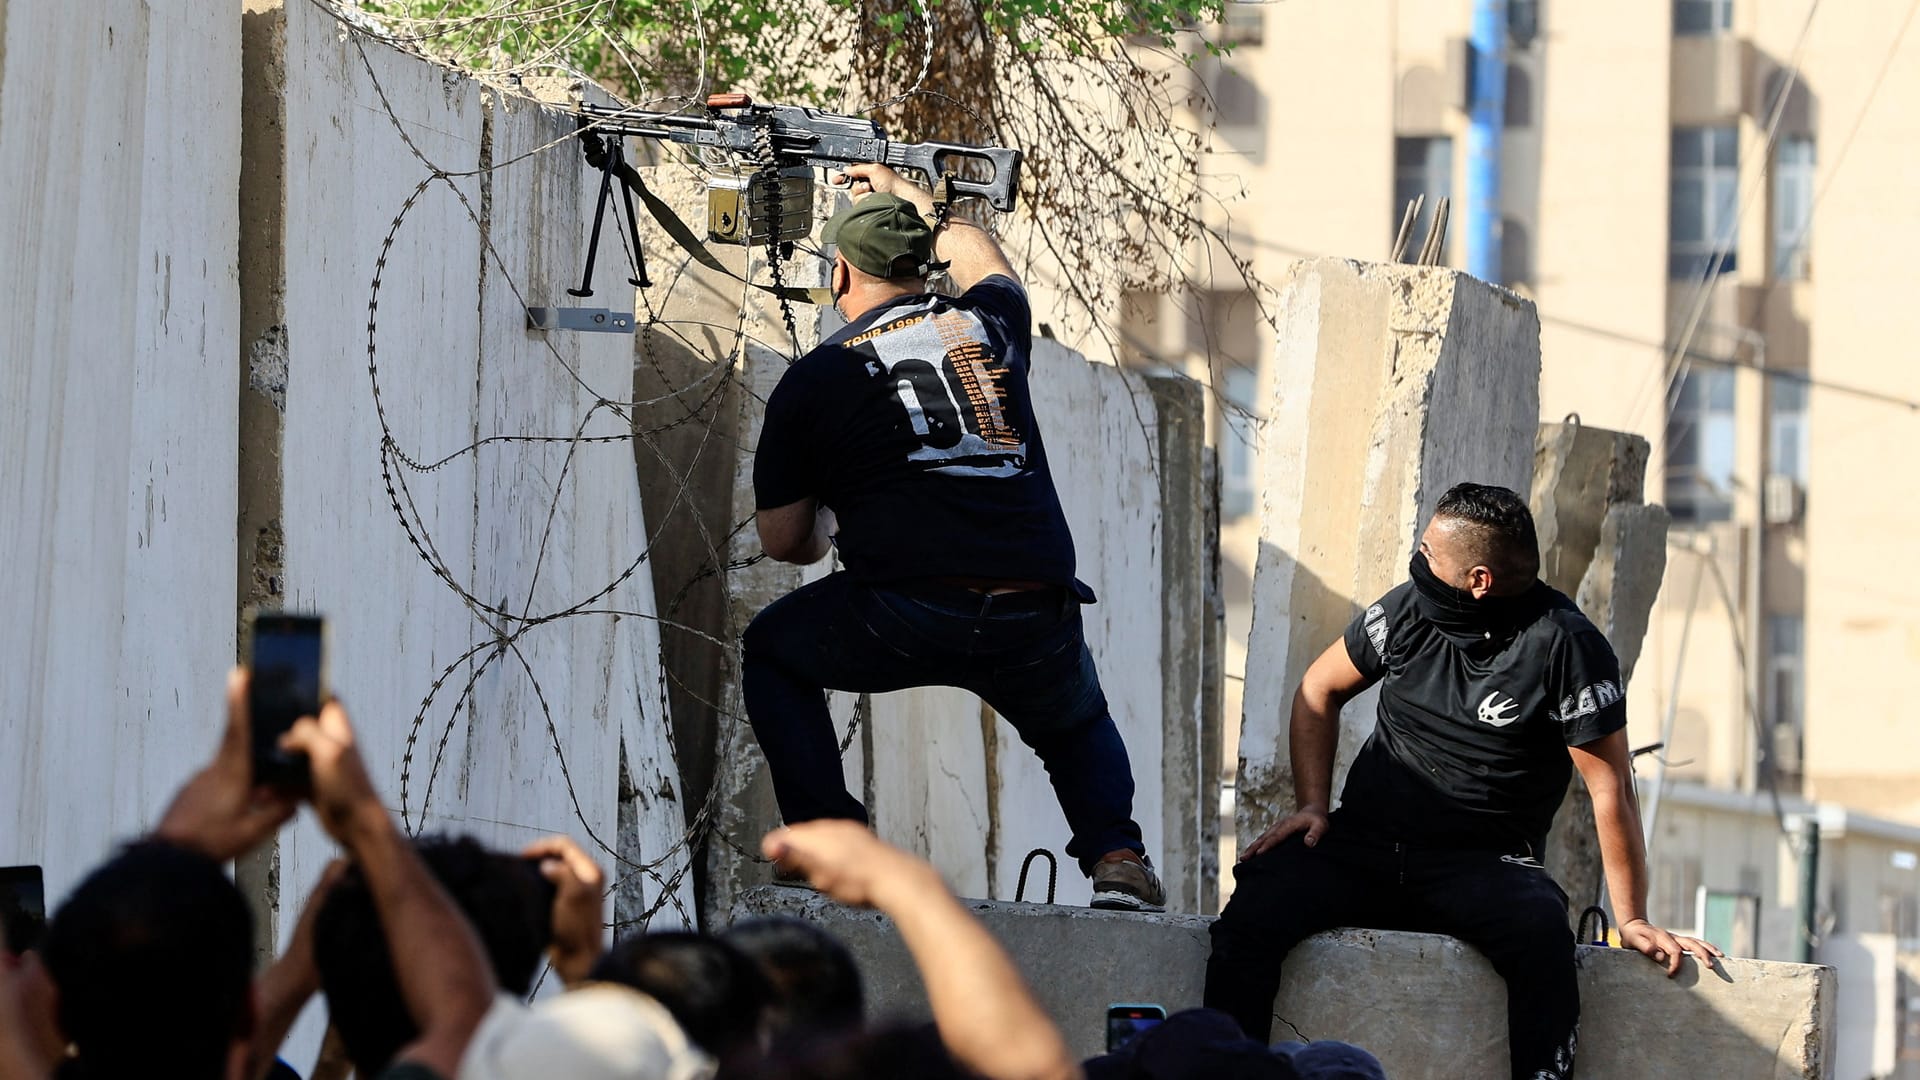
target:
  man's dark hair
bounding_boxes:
[720,1023,970,1080]
[722,916,865,1046]
[590,930,773,1060]
[315,834,553,1075]
[42,841,253,1080]
[1433,482,1541,585]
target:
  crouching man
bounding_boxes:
[1205,483,1720,1079]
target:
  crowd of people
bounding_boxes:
[0,668,1382,1080]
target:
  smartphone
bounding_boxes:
[247,611,326,789]
[1105,1003,1166,1052]
[0,866,46,954]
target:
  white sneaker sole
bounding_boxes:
[1090,891,1166,913]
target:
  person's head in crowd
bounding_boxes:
[40,841,254,1080]
[1420,482,1542,599]
[720,1023,970,1080]
[462,983,714,1080]
[315,833,553,1076]
[721,916,864,1048]
[1082,1008,1386,1080]
[590,930,773,1061]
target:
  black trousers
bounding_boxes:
[1204,831,1579,1080]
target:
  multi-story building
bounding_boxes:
[1104,2,1919,1072]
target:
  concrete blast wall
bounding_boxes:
[738,888,1837,1078]
[0,2,243,904]
[1237,259,1541,840]
[242,0,696,998]
[1531,422,1670,912]
[626,185,1211,916]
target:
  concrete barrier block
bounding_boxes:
[734,887,1835,1078]
[0,0,242,903]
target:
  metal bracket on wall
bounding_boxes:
[526,306,634,334]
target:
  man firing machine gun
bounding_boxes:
[527,92,1020,331]
[545,92,1167,912]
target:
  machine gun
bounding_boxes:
[529,92,1024,334]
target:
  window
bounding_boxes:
[1655,856,1705,930]
[1670,126,1739,279]
[1393,137,1453,263]
[1665,367,1737,522]
[1773,135,1815,279]
[1675,0,1732,34]
[1221,1,1264,46]
[1213,66,1263,129]
[1768,377,1809,486]
[1766,615,1804,773]
[1222,365,1258,520]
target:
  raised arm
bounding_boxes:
[1241,638,1374,859]
[832,164,1019,293]
[1569,730,1723,975]
[764,821,1078,1080]
[283,703,497,1076]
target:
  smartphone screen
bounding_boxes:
[248,612,325,789]
[1105,1003,1166,1052]
[0,866,46,954]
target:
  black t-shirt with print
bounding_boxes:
[754,275,1086,595]
[1334,581,1627,854]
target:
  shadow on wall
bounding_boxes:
[630,320,743,841]
[1234,539,1367,841]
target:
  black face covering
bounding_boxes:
[1408,550,1545,646]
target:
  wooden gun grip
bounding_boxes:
[705,92,752,109]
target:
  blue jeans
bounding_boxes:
[741,573,1145,874]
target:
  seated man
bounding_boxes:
[743,162,1160,910]
[1205,483,1721,1079]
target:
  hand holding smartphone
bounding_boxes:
[247,611,327,790]
[1105,1003,1166,1052]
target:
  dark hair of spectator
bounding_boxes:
[723,916,865,1048]
[42,841,253,1080]
[315,834,554,1075]
[721,1023,971,1080]
[590,930,773,1060]
[1433,482,1541,585]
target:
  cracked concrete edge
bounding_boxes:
[234,0,291,969]
[1149,373,1209,912]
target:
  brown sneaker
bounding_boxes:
[1090,850,1166,912]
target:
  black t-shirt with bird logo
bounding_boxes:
[1334,580,1627,855]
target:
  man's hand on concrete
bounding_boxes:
[762,820,940,910]
[1619,918,1724,977]
[523,834,608,988]
[153,668,299,861]
[1240,804,1331,861]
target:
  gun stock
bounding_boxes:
[881,142,1023,213]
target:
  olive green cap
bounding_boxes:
[821,194,941,279]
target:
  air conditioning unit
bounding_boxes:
[1763,473,1804,525]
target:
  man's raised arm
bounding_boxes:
[765,821,1078,1080]
[1241,638,1374,859]
[832,163,1019,293]
[283,703,496,1077]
